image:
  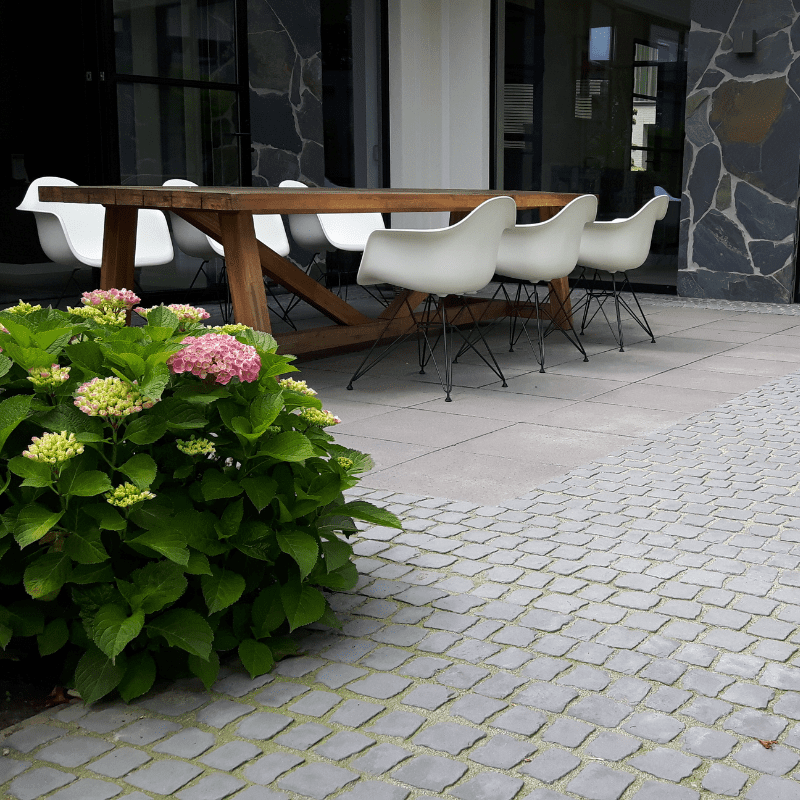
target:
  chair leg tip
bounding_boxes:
[346,384,353,390]
[501,381,508,387]
[583,356,589,362]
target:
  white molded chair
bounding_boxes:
[279,179,389,304]
[347,196,517,401]
[494,194,598,372]
[18,177,174,306]
[164,178,293,325]
[577,194,669,351]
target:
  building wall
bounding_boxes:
[679,0,800,303]
[247,0,325,187]
[388,0,491,228]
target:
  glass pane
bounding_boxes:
[117,83,239,185]
[113,0,237,83]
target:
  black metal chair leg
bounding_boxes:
[612,272,624,352]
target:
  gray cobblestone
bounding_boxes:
[629,747,701,781]
[36,736,114,768]
[520,748,581,783]
[199,741,261,770]
[565,763,635,800]
[735,742,799,776]
[242,753,304,785]
[46,778,123,800]
[623,712,684,743]
[87,747,151,778]
[585,732,641,761]
[277,763,358,799]
[274,721,332,749]
[125,760,203,794]
[152,727,216,758]
[391,755,467,792]
[365,710,425,738]
[8,767,76,800]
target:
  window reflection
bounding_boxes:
[114,0,236,83]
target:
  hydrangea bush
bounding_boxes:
[0,291,399,703]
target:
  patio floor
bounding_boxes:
[3,291,800,800]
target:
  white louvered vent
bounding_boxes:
[504,83,534,147]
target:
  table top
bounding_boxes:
[38,185,583,214]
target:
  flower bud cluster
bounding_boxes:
[74,376,155,417]
[105,482,156,507]
[6,301,42,315]
[67,305,126,327]
[135,303,211,324]
[27,364,71,391]
[299,408,341,427]
[211,323,250,336]
[82,288,141,311]
[278,377,317,396]
[168,333,261,385]
[336,456,354,469]
[176,437,217,457]
[23,431,84,464]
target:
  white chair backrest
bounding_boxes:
[496,194,598,282]
[578,194,669,273]
[253,213,291,258]
[19,176,173,268]
[278,179,333,253]
[358,195,517,296]
[163,179,223,260]
[318,209,385,252]
[18,177,106,267]
[165,178,289,258]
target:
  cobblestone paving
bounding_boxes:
[4,359,800,798]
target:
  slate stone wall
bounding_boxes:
[247,0,325,187]
[679,0,800,303]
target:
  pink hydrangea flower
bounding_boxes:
[168,333,261,385]
[81,288,141,311]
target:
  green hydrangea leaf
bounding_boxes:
[258,432,315,462]
[277,530,318,580]
[35,402,105,437]
[188,650,220,690]
[74,647,127,703]
[0,394,33,453]
[144,305,180,331]
[321,537,353,572]
[63,527,109,564]
[250,392,283,432]
[23,552,71,598]
[185,552,212,575]
[69,563,114,585]
[322,500,402,529]
[201,469,242,501]
[119,454,157,490]
[215,498,244,539]
[0,621,12,649]
[238,638,274,679]
[201,566,246,614]
[123,415,167,445]
[37,618,69,656]
[8,456,53,488]
[118,651,157,702]
[314,561,358,591]
[251,585,286,638]
[241,476,277,513]
[91,604,145,659]
[68,471,114,497]
[83,504,127,532]
[129,529,189,566]
[280,581,326,632]
[147,608,213,659]
[117,561,187,614]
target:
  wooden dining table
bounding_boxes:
[38,185,583,358]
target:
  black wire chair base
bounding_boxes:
[575,268,655,352]
[498,280,588,373]
[346,293,507,402]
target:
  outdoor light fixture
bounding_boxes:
[733,28,755,54]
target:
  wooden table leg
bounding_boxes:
[219,211,272,334]
[100,206,138,292]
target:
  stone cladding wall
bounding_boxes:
[679,0,800,304]
[247,0,325,188]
